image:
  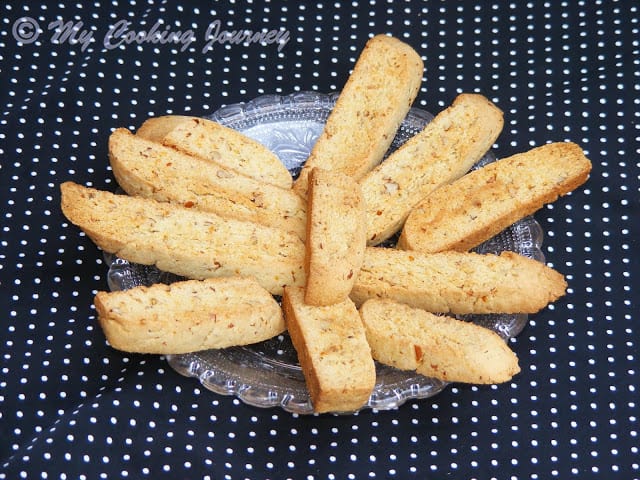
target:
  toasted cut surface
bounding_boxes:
[294,34,424,197]
[351,247,566,314]
[359,299,520,384]
[60,182,305,295]
[360,93,504,245]
[399,142,592,253]
[109,128,306,240]
[95,277,284,354]
[136,115,292,188]
[282,286,376,413]
[304,168,366,306]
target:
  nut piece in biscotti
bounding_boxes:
[136,115,292,188]
[95,277,285,354]
[282,286,376,414]
[360,93,504,245]
[351,247,566,315]
[359,299,520,384]
[59,182,305,295]
[109,128,307,241]
[399,142,592,253]
[304,168,366,306]
[293,34,424,198]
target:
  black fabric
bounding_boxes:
[2,1,638,478]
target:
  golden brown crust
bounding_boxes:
[134,115,192,143]
[294,34,424,197]
[304,168,367,305]
[360,93,504,245]
[351,247,566,314]
[359,299,520,384]
[399,142,592,253]
[283,286,376,413]
[136,115,292,188]
[109,128,307,241]
[60,182,305,295]
[95,277,284,354]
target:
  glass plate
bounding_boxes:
[105,91,545,414]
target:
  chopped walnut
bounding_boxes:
[383,179,399,194]
[216,169,234,178]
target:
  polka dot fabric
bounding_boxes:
[1,1,638,479]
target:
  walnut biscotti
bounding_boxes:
[60,182,306,295]
[109,128,307,241]
[304,168,367,306]
[351,247,566,314]
[294,34,424,197]
[399,142,592,253]
[95,277,285,354]
[136,115,292,188]
[359,299,520,384]
[360,93,504,245]
[282,286,376,413]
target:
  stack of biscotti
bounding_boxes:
[59,33,590,413]
[59,33,434,414]
[110,126,307,241]
[361,93,504,245]
[136,114,292,188]
[283,167,375,413]
[60,181,306,295]
[60,108,311,360]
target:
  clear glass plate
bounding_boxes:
[106,91,545,414]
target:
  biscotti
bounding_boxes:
[304,168,366,306]
[359,299,520,384]
[351,247,566,314]
[60,182,305,295]
[282,286,376,413]
[399,142,592,253]
[294,34,424,197]
[109,128,307,241]
[360,93,504,245]
[136,115,293,188]
[95,277,285,354]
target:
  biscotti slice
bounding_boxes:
[359,299,520,384]
[293,34,424,197]
[304,168,366,306]
[60,182,305,295]
[282,286,376,413]
[136,115,292,188]
[109,128,307,241]
[95,277,284,354]
[360,93,504,245]
[351,247,566,314]
[399,142,592,253]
